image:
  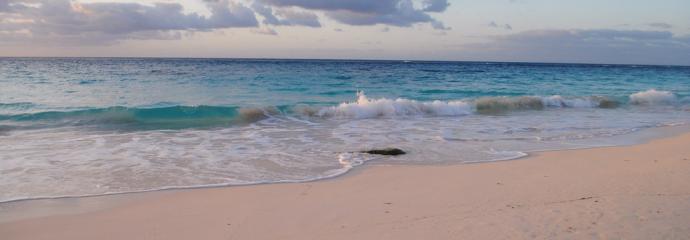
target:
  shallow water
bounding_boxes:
[1,58,690,202]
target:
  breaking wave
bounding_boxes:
[0,105,278,130]
[0,90,681,130]
[316,91,473,118]
[629,89,676,105]
[317,92,621,118]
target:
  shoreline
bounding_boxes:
[2,127,690,239]
[1,123,686,206]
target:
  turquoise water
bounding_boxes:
[1,58,690,202]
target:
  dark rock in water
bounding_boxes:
[362,148,406,156]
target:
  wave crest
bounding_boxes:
[0,106,244,130]
[629,89,676,105]
[473,95,619,113]
[475,96,544,113]
[1,90,679,130]
[312,92,621,118]
[316,91,473,118]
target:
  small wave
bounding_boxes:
[629,89,676,105]
[0,105,278,130]
[475,95,618,114]
[310,92,619,118]
[0,102,37,114]
[0,90,678,129]
[316,91,473,118]
[475,96,544,113]
[238,107,279,123]
[0,102,35,108]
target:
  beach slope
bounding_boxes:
[2,133,690,239]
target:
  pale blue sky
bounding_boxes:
[1,0,689,65]
[450,0,689,30]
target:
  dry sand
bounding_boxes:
[2,133,690,239]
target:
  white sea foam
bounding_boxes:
[314,92,619,119]
[629,89,676,105]
[317,91,473,118]
[541,95,598,108]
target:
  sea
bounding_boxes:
[1,58,689,203]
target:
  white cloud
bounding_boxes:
[422,0,450,12]
[648,22,672,29]
[0,0,257,44]
[489,21,512,30]
[251,1,320,28]
[259,0,450,29]
[252,27,278,35]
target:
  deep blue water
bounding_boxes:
[1,58,690,202]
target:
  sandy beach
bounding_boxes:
[2,132,690,239]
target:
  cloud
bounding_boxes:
[252,1,281,25]
[430,20,451,30]
[648,22,672,29]
[259,0,450,29]
[273,9,321,27]
[251,2,320,27]
[2,0,452,45]
[422,0,450,12]
[0,0,10,12]
[458,29,690,65]
[252,27,278,35]
[0,0,258,44]
[259,0,401,13]
[488,21,512,30]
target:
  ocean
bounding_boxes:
[1,58,689,202]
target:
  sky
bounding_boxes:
[1,0,689,65]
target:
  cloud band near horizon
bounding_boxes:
[0,0,451,43]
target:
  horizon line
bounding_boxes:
[0,56,688,67]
